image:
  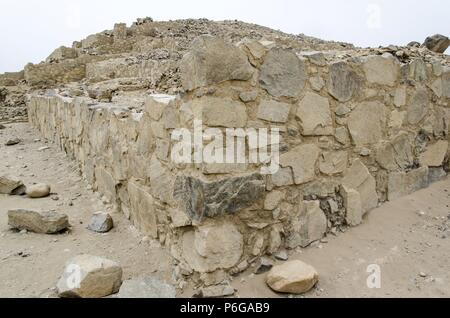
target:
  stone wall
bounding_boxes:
[28,35,450,285]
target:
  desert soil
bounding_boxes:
[1,123,449,298]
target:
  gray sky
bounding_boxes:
[0,0,448,73]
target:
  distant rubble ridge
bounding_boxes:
[0,18,448,123]
[0,18,448,87]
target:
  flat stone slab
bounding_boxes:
[8,209,69,234]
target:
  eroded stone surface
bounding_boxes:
[388,167,429,201]
[280,144,320,185]
[8,209,69,234]
[327,62,361,102]
[348,101,386,146]
[340,186,362,226]
[407,87,429,125]
[342,160,378,214]
[257,100,291,123]
[296,92,333,136]
[319,151,348,176]
[0,176,24,194]
[180,35,254,91]
[363,55,399,86]
[174,174,265,222]
[192,96,247,128]
[26,183,51,198]
[87,212,114,233]
[259,49,306,98]
[419,140,448,167]
[181,220,243,272]
[117,277,176,298]
[376,132,414,171]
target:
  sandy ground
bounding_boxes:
[1,123,449,298]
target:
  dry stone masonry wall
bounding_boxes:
[23,19,450,286]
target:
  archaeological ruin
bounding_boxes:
[1,18,449,292]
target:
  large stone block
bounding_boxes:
[299,201,327,247]
[257,100,291,123]
[280,144,320,185]
[296,92,333,136]
[423,34,450,54]
[57,255,122,298]
[443,69,450,98]
[181,220,243,273]
[148,156,174,204]
[419,140,448,167]
[387,167,429,201]
[407,87,429,125]
[375,132,414,171]
[127,180,158,239]
[174,174,265,223]
[8,209,70,234]
[342,159,378,214]
[191,96,247,128]
[259,48,306,98]
[362,55,399,86]
[348,101,386,146]
[340,186,362,226]
[180,35,254,91]
[327,61,362,102]
[95,167,117,203]
[319,151,348,176]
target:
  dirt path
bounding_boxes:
[1,123,449,298]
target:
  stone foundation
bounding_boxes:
[27,33,450,285]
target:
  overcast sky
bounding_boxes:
[0,0,448,73]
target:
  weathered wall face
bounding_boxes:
[28,35,450,285]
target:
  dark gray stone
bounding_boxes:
[423,34,450,53]
[174,173,266,222]
[87,212,114,233]
[327,62,362,102]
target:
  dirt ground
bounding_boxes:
[1,123,449,298]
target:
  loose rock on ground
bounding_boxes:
[57,255,123,298]
[266,260,319,294]
[8,209,69,234]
